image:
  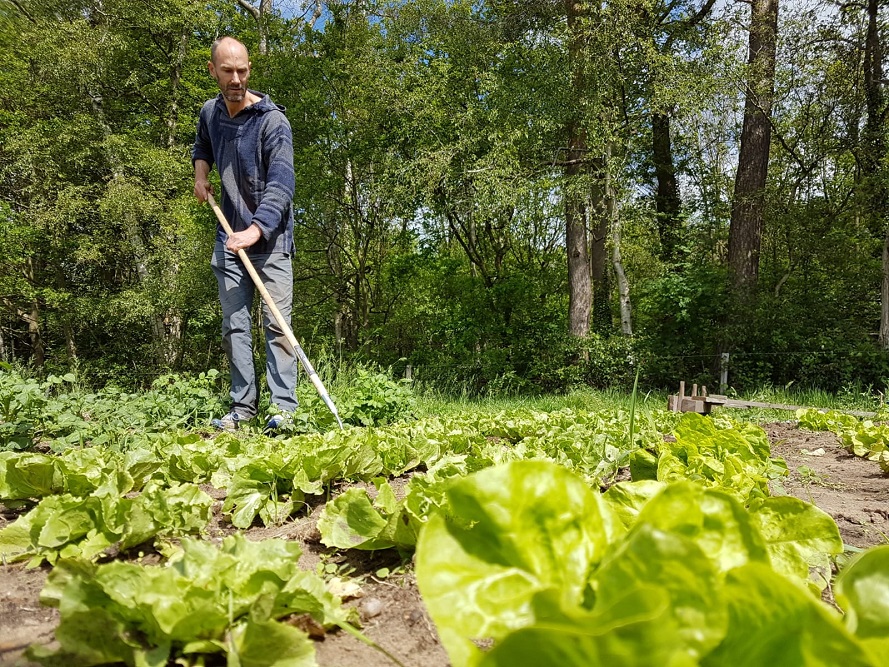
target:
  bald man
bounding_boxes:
[193,37,297,433]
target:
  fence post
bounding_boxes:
[719,353,730,394]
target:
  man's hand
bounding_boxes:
[194,179,214,202]
[194,159,213,202]
[225,224,262,252]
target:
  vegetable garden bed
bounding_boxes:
[1,381,888,666]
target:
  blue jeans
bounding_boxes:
[211,243,298,418]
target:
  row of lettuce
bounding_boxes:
[798,408,889,471]
[2,407,660,564]
[1,395,888,665]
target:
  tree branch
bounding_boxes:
[235,0,260,21]
[308,0,322,28]
[664,0,718,50]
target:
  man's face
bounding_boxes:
[208,41,251,104]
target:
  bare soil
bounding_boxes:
[766,422,889,549]
[1,421,887,667]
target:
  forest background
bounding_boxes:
[2,0,888,396]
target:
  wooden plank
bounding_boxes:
[680,397,710,414]
[669,383,878,418]
[712,398,876,418]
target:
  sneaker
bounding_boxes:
[211,411,242,431]
[264,413,292,435]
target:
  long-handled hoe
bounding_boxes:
[207,193,344,430]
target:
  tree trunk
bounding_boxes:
[565,0,592,338]
[863,0,884,208]
[163,31,189,148]
[590,162,611,334]
[861,0,889,349]
[613,215,633,336]
[605,147,631,336]
[652,112,683,262]
[62,310,78,363]
[876,230,889,348]
[727,0,779,295]
[26,302,43,368]
[23,257,44,367]
[236,0,271,55]
[566,125,592,338]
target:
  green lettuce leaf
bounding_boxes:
[593,523,728,661]
[634,481,771,573]
[416,460,616,666]
[477,586,682,667]
[223,460,301,529]
[32,535,342,666]
[317,487,390,549]
[701,563,876,666]
[0,451,59,500]
[749,496,843,587]
[0,483,211,565]
[835,544,889,663]
[228,617,316,667]
[602,480,665,534]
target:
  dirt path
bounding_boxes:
[1,422,887,667]
[767,422,889,549]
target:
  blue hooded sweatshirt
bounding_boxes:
[193,91,294,255]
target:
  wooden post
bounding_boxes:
[720,353,730,393]
[405,364,413,381]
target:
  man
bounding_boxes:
[193,36,297,432]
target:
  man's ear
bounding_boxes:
[207,60,216,78]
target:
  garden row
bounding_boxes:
[1,369,887,666]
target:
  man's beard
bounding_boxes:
[222,86,245,102]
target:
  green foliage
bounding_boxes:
[654,413,788,501]
[2,377,881,664]
[415,460,877,667]
[316,475,452,552]
[0,367,53,449]
[797,409,889,471]
[0,481,212,566]
[528,333,639,393]
[835,545,889,665]
[0,0,887,395]
[294,367,416,429]
[635,261,730,387]
[0,368,226,451]
[27,534,348,667]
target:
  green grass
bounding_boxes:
[413,386,670,419]
[413,383,886,423]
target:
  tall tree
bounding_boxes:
[858,0,889,348]
[647,0,718,263]
[727,0,779,295]
[565,0,593,338]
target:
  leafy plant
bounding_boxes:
[0,368,226,452]
[291,366,416,430]
[835,545,889,665]
[0,481,212,566]
[27,534,350,667]
[798,409,889,471]
[653,412,788,501]
[416,460,868,667]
